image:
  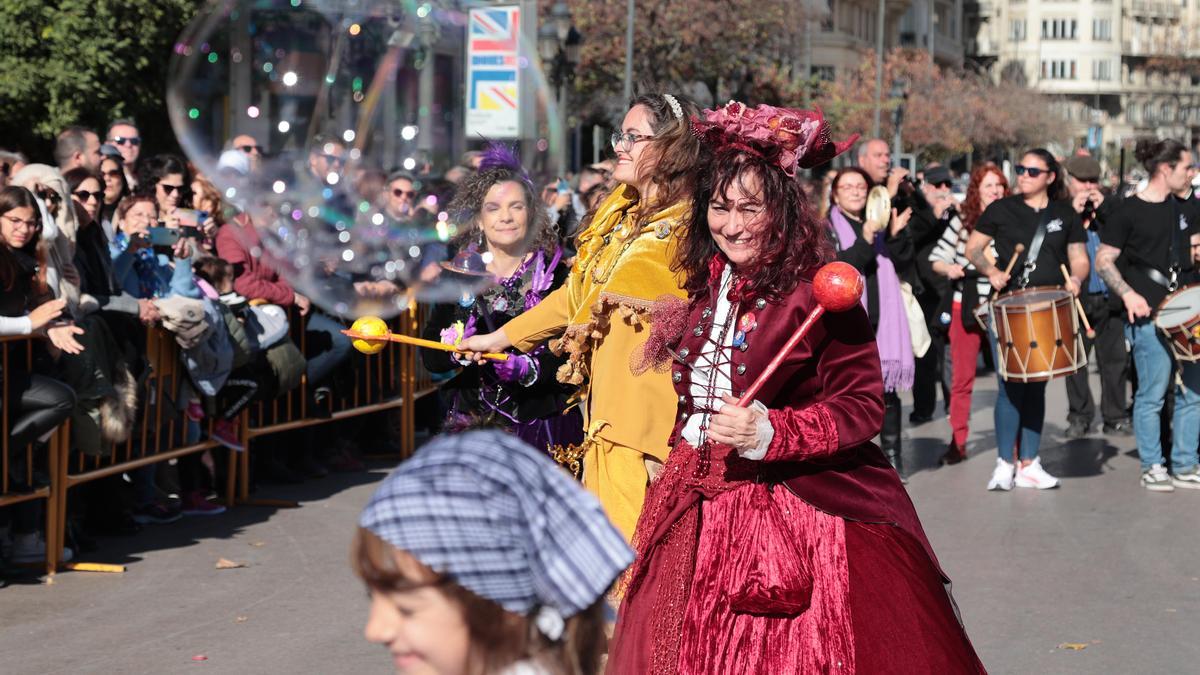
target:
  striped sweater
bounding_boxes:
[928,215,994,303]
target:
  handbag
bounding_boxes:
[899,281,931,358]
[242,304,290,350]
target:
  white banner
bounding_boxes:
[465,6,521,138]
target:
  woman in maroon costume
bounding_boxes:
[607,102,984,674]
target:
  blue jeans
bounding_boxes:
[988,330,1046,461]
[1125,319,1200,471]
[304,312,353,386]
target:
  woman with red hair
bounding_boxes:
[929,164,1009,464]
[608,102,984,674]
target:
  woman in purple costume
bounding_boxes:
[419,146,583,452]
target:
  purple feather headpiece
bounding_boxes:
[477,141,529,182]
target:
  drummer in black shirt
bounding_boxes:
[965,148,1089,492]
[1095,138,1200,492]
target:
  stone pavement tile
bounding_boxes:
[0,469,389,675]
[900,372,1200,674]
[3,369,1200,673]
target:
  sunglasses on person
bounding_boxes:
[1014,165,1049,178]
[321,153,345,165]
[159,183,183,195]
[238,144,263,155]
[110,136,141,147]
[930,180,953,189]
[35,189,61,204]
[392,188,416,199]
[73,190,103,202]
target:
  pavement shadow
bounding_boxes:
[1039,438,1120,478]
[72,465,389,567]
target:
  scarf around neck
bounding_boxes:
[828,206,913,392]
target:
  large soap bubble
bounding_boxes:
[168,0,563,318]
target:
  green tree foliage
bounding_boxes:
[0,0,201,159]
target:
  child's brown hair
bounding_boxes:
[193,256,233,291]
[352,528,607,675]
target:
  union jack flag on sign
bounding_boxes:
[466,5,521,138]
[470,7,519,53]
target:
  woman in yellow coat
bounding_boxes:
[461,93,703,539]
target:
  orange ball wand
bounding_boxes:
[736,262,865,406]
[343,316,509,361]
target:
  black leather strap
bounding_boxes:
[1018,208,1053,288]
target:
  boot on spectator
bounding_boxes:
[11,531,73,565]
[181,490,227,516]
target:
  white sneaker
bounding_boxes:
[1015,457,1060,489]
[1142,464,1175,492]
[10,531,73,564]
[987,458,1015,491]
[1171,465,1200,490]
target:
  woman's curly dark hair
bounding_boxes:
[676,146,832,303]
[447,168,557,256]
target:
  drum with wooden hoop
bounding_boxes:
[990,286,1086,382]
[1154,284,1200,362]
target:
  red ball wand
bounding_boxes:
[736,262,865,407]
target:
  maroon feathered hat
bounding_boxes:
[691,101,859,176]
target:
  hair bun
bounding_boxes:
[1134,137,1158,164]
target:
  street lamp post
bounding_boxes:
[873,0,886,137]
[539,2,582,174]
[891,79,909,163]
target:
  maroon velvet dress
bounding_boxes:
[608,260,985,674]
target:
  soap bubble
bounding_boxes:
[168,0,564,318]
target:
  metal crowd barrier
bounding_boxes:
[51,325,224,571]
[225,306,427,506]
[1,336,65,575]
[0,304,436,573]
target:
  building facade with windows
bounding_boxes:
[807,0,917,80]
[967,0,1200,157]
[899,0,967,66]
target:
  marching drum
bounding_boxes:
[991,287,1087,382]
[1154,284,1200,362]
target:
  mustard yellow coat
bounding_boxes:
[503,186,689,539]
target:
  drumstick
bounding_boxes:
[1060,264,1096,339]
[340,329,511,361]
[989,243,1025,302]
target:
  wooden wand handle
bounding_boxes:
[341,330,510,361]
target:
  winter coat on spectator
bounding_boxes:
[73,219,141,315]
[110,233,200,301]
[215,213,295,307]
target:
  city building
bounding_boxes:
[900,0,967,67]
[967,0,1200,158]
[808,0,917,80]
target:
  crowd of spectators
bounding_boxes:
[0,119,616,572]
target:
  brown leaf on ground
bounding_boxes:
[1057,643,1088,651]
[234,615,248,623]
[249,541,265,547]
[216,558,247,569]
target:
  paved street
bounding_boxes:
[3,367,1199,674]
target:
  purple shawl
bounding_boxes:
[828,206,914,392]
